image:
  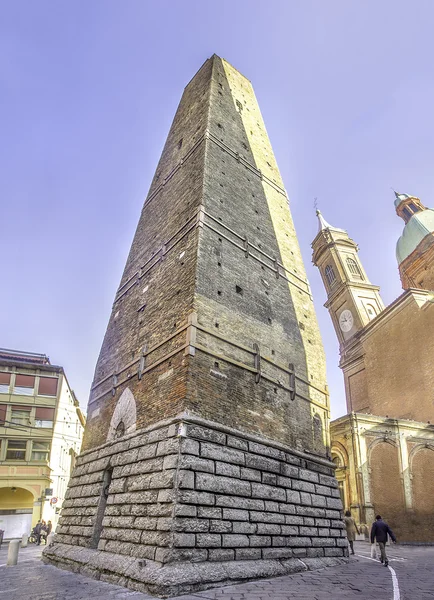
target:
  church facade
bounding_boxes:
[312,192,434,542]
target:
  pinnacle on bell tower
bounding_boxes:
[44,56,347,596]
[312,210,385,346]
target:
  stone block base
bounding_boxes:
[43,414,348,597]
[43,543,346,597]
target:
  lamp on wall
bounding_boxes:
[11,487,17,493]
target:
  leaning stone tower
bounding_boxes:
[44,55,346,597]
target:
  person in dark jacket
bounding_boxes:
[370,515,397,566]
[33,520,42,545]
[40,521,48,544]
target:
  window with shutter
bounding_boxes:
[35,407,55,428]
[38,377,58,396]
[0,372,11,393]
[0,404,6,424]
[14,374,35,396]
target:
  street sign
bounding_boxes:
[50,497,58,505]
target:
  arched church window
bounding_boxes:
[332,455,342,467]
[408,202,420,214]
[325,265,336,287]
[347,257,363,279]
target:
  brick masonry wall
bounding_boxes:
[191,56,329,449]
[341,293,434,424]
[81,58,213,451]
[82,55,330,454]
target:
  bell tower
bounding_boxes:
[312,211,385,346]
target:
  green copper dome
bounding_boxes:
[396,208,434,263]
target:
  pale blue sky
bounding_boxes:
[1,1,433,418]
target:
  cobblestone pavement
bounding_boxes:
[1,542,433,599]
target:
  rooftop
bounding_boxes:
[0,348,51,365]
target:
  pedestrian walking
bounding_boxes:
[33,520,42,545]
[343,510,360,555]
[47,520,52,535]
[370,515,397,567]
[40,521,48,544]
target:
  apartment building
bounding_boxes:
[0,348,85,538]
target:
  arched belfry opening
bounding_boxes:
[107,387,137,441]
[90,467,113,549]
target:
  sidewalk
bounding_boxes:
[1,541,433,599]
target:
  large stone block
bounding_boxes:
[326,497,342,510]
[200,442,245,465]
[179,454,215,473]
[232,521,257,534]
[174,518,210,533]
[186,424,226,445]
[222,534,249,548]
[311,494,327,507]
[215,495,265,510]
[311,537,336,547]
[210,520,232,533]
[208,548,234,561]
[262,548,293,559]
[197,506,221,519]
[196,473,251,496]
[196,534,222,547]
[292,480,316,493]
[245,454,280,473]
[134,516,157,530]
[299,468,319,483]
[257,523,281,535]
[250,511,284,524]
[319,474,339,488]
[251,483,286,502]
[222,508,249,521]
[178,490,215,505]
[173,533,196,547]
[227,436,248,451]
[236,548,261,560]
[215,461,241,477]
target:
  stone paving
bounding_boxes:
[1,541,433,599]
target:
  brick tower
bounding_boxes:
[44,55,346,596]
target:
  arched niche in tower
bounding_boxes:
[106,387,137,442]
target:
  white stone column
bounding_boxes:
[399,429,413,510]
